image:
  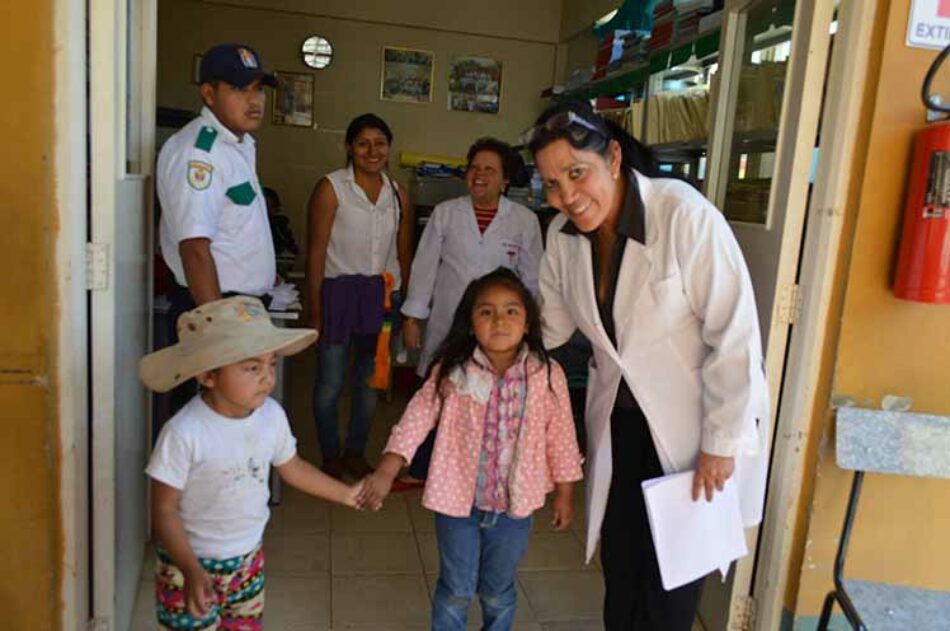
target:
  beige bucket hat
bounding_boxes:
[140,296,317,393]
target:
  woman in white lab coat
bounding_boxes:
[401,137,543,376]
[527,101,769,630]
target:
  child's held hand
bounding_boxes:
[183,565,215,618]
[551,486,574,531]
[357,470,394,511]
[343,479,367,510]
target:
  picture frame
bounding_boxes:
[448,56,503,114]
[272,71,315,128]
[380,46,434,103]
[192,54,203,85]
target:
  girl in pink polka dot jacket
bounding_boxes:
[359,267,583,630]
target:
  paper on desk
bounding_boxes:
[266,282,300,312]
[641,471,748,591]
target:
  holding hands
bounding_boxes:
[355,452,406,511]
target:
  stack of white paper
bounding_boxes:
[266,282,301,312]
[641,471,748,591]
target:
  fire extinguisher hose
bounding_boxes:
[921,42,950,113]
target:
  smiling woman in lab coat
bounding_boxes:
[401,137,544,377]
[528,101,769,631]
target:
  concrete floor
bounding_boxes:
[131,350,705,630]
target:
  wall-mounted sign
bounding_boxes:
[907,0,950,49]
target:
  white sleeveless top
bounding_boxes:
[324,165,402,288]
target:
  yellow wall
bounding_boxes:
[157,0,561,251]
[0,0,61,628]
[791,0,950,618]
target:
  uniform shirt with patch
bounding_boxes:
[146,395,296,559]
[157,106,276,295]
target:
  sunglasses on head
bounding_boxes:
[519,110,607,147]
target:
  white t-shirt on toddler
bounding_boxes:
[146,394,297,559]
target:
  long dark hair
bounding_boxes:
[430,267,552,397]
[527,100,681,182]
[344,113,393,164]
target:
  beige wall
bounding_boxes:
[556,0,618,83]
[195,0,562,43]
[0,0,61,628]
[560,0,619,39]
[790,0,950,619]
[157,0,560,249]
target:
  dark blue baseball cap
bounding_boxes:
[199,43,278,88]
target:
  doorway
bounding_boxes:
[79,0,862,629]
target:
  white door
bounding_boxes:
[89,0,157,628]
[698,0,836,628]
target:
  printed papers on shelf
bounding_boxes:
[699,10,723,33]
[645,87,710,145]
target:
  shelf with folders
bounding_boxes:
[721,5,796,226]
[642,46,719,186]
[555,28,721,102]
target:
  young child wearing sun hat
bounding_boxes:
[140,295,367,630]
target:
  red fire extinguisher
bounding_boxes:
[893,44,950,303]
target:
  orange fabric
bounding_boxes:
[369,273,395,390]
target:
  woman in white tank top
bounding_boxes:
[305,114,414,480]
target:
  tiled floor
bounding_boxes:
[131,352,705,630]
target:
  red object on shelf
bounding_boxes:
[595,96,627,110]
[893,120,950,303]
[593,33,617,79]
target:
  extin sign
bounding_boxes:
[908,0,950,49]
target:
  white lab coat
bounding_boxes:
[402,194,544,375]
[539,170,770,562]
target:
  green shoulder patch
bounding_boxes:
[194,126,218,152]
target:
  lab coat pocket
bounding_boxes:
[669,324,707,372]
[635,272,693,344]
[500,240,522,269]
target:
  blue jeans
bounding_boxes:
[312,333,378,459]
[432,509,532,631]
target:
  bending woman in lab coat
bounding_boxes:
[401,137,544,377]
[528,101,770,630]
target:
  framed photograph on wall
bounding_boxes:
[448,56,502,114]
[192,54,203,84]
[272,71,315,128]
[380,46,433,103]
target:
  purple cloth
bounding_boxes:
[321,274,385,343]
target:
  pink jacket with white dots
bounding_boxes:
[384,352,584,518]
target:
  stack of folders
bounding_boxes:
[641,471,748,591]
[645,88,710,146]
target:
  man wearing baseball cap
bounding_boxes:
[156,43,279,413]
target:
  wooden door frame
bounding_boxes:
[702,0,838,627]
[55,0,91,626]
[751,0,881,628]
[84,0,158,627]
